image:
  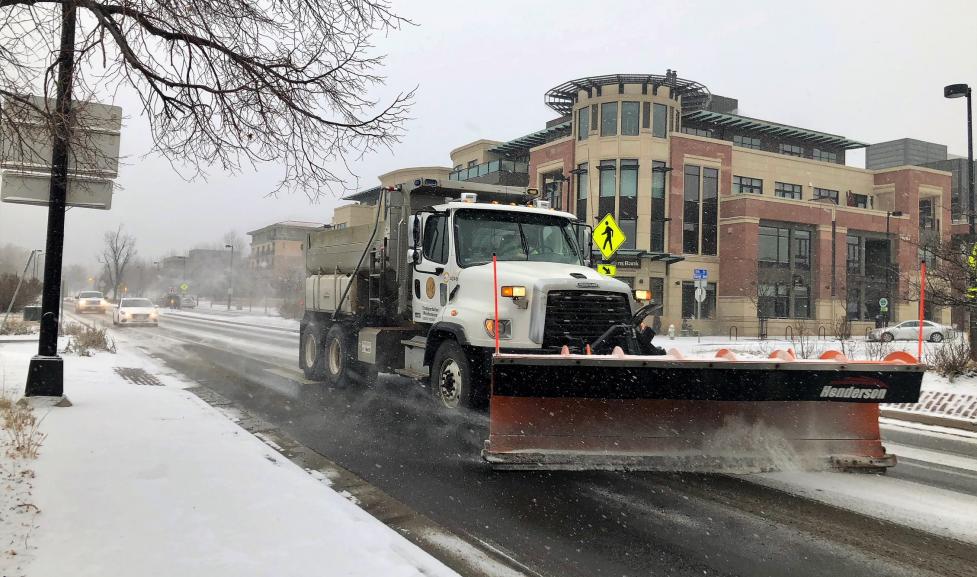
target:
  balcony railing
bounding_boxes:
[449,159,528,182]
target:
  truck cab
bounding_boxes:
[300,181,646,410]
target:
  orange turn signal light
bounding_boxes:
[500,285,527,298]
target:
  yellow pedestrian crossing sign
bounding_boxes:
[597,263,617,276]
[593,213,626,260]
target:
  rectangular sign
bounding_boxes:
[693,268,708,280]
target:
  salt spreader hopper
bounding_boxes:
[484,347,925,471]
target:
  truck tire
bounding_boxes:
[324,324,356,387]
[431,340,482,410]
[300,325,326,380]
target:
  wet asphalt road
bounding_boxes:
[70,309,977,577]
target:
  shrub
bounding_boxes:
[0,317,36,335]
[0,274,42,312]
[1,396,46,460]
[62,325,116,356]
[925,338,974,382]
[833,316,852,341]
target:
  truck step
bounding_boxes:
[395,367,429,380]
[401,335,427,349]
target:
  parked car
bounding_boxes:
[867,320,952,343]
[74,291,108,314]
[113,297,160,327]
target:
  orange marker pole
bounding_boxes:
[918,259,926,361]
[492,253,500,355]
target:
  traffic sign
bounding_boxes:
[694,287,706,302]
[593,213,626,260]
[179,283,189,293]
[693,268,708,280]
[694,279,707,289]
[597,263,617,276]
[878,297,888,308]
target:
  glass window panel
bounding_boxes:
[653,103,668,138]
[578,107,589,141]
[601,102,618,136]
[621,102,640,136]
[599,160,616,197]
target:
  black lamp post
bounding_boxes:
[944,83,974,237]
[225,244,235,310]
[885,210,904,326]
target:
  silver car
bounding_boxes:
[868,320,951,343]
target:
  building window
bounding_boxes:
[575,163,588,221]
[467,159,477,168]
[649,277,665,309]
[542,170,564,211]
[733,135,761,149]
[701,167,718,255]
[845,233,892,321]
[577,107,589,141]
[757,223,813,318]
[642,102,651,129]
[652,103,668,138]
[813,187,839,204]
[453,164,462,171]
[919,198,936,230]
[601,102,618,137]
[775,182,802,200]
[733,176,763,195]
[847,192,869,208]
[813,148,837,163]
[650,160,666,252]
[590,104,598,132]
[683,165,700,254]
[682,127,713,137]
[779,143,804,157]
[619,160,638,249]
[598,160,616,218]
[681,281,716,319]
[621,102,640,136]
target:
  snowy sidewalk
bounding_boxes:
[0,341,458,577]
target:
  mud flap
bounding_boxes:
[483,350,924,472]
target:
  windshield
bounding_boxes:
[121,298,154,308]
[79,291,102,299]
[454,209,583,267]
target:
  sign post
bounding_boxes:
[693,269,708,320]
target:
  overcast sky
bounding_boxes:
[1,0,975,266]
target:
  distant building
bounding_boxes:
[335,70,956,335]
[866,138,948,170]
[248,221,326,277]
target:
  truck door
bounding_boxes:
[412,212,451,324]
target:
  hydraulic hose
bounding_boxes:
[332,186,387,321]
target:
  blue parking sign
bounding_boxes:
[693,268,708,280]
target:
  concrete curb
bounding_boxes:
[881,409,977,432]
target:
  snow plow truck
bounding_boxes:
[300,178,924,471]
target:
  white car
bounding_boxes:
[868,320,951,343]
[75,291,108,314]
[113,298,160,327]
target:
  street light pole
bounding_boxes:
[26,2,78,397]
[945,83,976,360]
[885,210,903,327]
[225,244,234,310]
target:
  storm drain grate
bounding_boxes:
[113,367,164,386]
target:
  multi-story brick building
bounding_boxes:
[247,221,326,277]
[341,71,955,336]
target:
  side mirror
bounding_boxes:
[410,248,422,265]
[408,215,422,249]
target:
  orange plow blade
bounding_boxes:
[483,350,925,471]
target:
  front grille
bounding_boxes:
[543,290,630,348]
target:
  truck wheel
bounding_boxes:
[324,324,355,387]
[300,325,325,380]
[431,340,481,410]
[881,332,894,343]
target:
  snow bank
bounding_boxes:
[0,342,457,577]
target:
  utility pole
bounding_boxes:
[225,244,235,310]
[26,2,77,397]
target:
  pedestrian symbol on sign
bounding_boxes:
[592,214,626,260]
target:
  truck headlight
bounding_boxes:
[634,289,652,302]
[500,286,526,298]
[484,318,511,339]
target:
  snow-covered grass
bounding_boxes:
[161,308,299,331]
[0,341,457,577]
